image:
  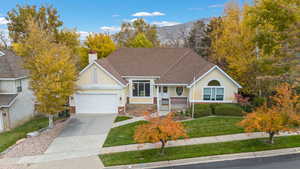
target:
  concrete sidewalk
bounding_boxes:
[100,132,299,154]
[104,147,300,169]
[27,155,103,169]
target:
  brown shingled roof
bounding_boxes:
[0,94,17,107]
[96,59,128,85]
[0,50,28,78]
[96,48,215,85]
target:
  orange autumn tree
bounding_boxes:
[134,112,187,154]
[239,83,300,144]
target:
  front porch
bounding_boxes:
[155,85,189,112]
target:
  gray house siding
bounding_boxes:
[8,78,35,128]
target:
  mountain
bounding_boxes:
[156,18,210,45]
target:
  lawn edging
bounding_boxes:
[100,135,300,166]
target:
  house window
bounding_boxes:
[132,80,151,97]
[15,80,22,92]
[203,80,224,101]
[176,87,183,96]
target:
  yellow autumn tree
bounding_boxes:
[85,33,116,58]
[79,33,116,69]
[134,112,187,155]
[239,83,300,144]
[211,1,257,94]
[13,19,77,128]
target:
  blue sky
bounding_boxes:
[0,0,250,38]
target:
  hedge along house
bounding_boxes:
[70,48,242,114]
[0,50,35,132]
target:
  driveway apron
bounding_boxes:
[45,113,116,154]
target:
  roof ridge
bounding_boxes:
[159,49,192,78]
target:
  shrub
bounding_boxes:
[252,97,266,107]
[214,104,244,116]
[190,104,212,118]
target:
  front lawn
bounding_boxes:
[100,135,300,166]
[103,121,148,147]
[114,116,133,123]
[184,116,243,138]
[0,116,48,153]
[103,116,243,147]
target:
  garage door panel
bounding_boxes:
[75,94,118,114]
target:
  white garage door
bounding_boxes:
[75,93,118,114]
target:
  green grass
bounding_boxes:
[0,116,48,153]
[103,121,148,147]
[184,116,244,138]
[100,135,300,166]
[103,116,243,147]
[114,116,133,123]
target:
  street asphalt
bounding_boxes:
[157,153,300,169]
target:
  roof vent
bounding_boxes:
[0,51,4,57]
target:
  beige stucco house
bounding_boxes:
[0,50,35,132]
[70,48,241,114]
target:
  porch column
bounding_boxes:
[157,85,160,113]
[168,96,171,112]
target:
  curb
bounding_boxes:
[104,147,300,169]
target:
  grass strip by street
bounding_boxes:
[100,135,300,166]
[0,116,48,153]
[114,116,133,123]
[103,116,243,147]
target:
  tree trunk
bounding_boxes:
[268,132,275,144]
[160,139,166,155]
[48,114,54,129]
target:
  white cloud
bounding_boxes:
[151,21,180,27]
[112,14,120,17]
[0,17,9,25]
[100,26,121,33]
[130,18,138,22]
[132,11,165,17]
[123,18,139,23]
[208,4,224,8]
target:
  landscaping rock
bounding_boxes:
[26,131,40,137]
[0,119,69,158]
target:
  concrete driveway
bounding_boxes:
[45,113,116,155]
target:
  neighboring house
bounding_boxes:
[0,50,35,132]
[70,48,241,114]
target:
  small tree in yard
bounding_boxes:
[13,19,77,128]
[134,112,187,155]
[239,83,300,144]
